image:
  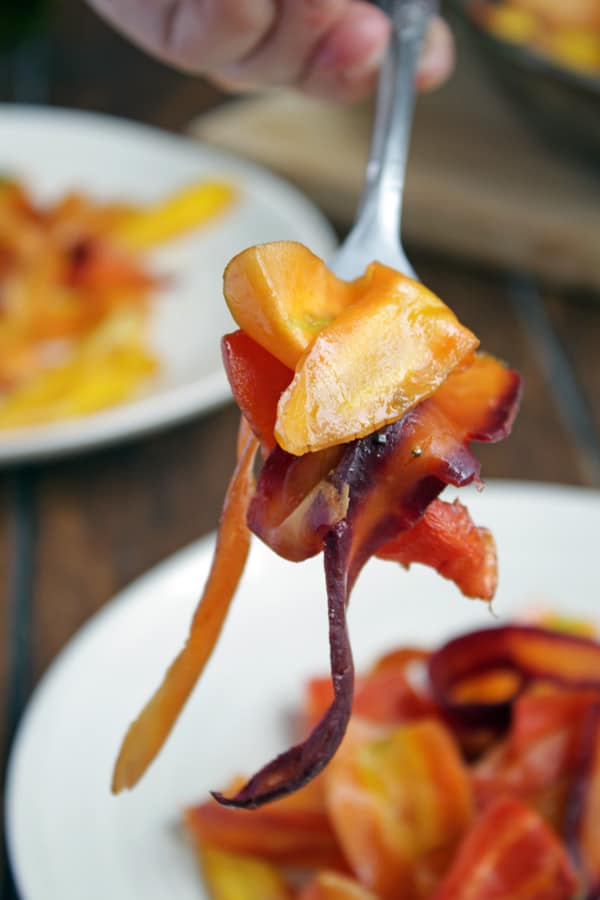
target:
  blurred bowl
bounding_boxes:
[454,1,600,169]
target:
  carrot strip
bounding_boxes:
[112,417,259,792]
[213,527,355,808]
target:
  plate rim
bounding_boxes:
[0,104,337,466]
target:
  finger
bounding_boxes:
[87,0,275,72]
[300,1,391,104]
[212,0,347,88]
[301,8,453,104]
[416,16,455,92]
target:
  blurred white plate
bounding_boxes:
[0,105,337,464]
[6,480,600,900]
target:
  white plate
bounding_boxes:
[0,105,337,464]
[6,480,600,899]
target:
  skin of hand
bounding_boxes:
[87,0,454,103]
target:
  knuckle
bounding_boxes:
[213,0,274,43]
[160,0,275,71]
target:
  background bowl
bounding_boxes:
[454,0,600,169]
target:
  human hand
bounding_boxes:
[87,0,454,103]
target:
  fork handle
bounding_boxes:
[356,1,434,247]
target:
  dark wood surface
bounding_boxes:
[1,2,600,897]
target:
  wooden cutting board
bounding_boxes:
[190,29,600,291]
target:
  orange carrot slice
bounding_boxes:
[112,417,259,792]
[185,775,346,870]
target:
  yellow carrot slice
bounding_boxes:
[115,180,237,249]
[198,844,292,900]
[0,346,155,428]
[324,719,473,897]
[112,417,258,791]
[275,263,478,455]
[0,311,156,428]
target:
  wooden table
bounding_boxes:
[1,4,600,897]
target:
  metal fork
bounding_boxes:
[329,0,436,281]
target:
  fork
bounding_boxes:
[329,0,436,281]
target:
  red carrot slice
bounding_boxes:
[222,330,293,452]
[376,498,497,600]
[472,689,600,829]
[432,796,579,900]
